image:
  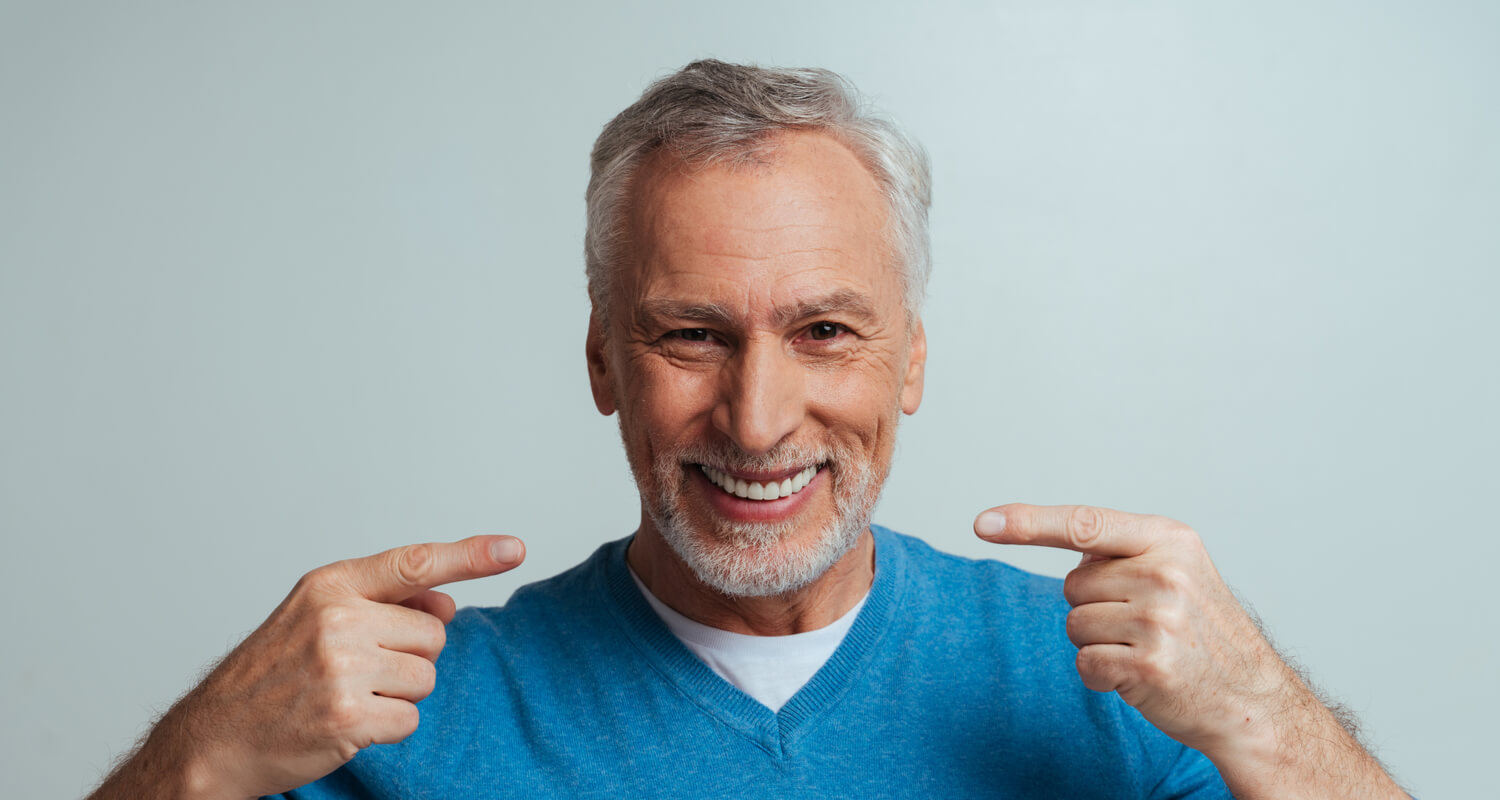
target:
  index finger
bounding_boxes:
[330,535,526,604]
[973,504,1155,558]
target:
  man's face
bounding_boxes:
[587,131,926,597]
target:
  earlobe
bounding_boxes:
[586,313,617,416]
[901,319,926,415]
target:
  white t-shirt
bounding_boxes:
[628,568,868,713]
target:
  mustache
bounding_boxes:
[668,440,846,475]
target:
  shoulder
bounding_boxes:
[875,524,1069,625]
[442,535,627,661]
[873,525,1079,693]
[285,537,636,797]
[872,525,1227,796]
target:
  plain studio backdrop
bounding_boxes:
[2,2,1495,797]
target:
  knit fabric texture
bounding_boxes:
[274,525,1229,799]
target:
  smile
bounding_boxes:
[697,464,821,501]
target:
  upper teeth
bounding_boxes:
[699,464,819,501]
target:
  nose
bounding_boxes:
[713,335,805,455]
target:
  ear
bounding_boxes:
[586,311,617,416]
[900,318,926,415]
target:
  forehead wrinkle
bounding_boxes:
[674,224,863,261]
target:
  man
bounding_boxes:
[91,60,1408,799]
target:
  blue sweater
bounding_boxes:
[277,526,1229,798]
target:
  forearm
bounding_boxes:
[88,703,251,800]
[1199,671,1407,800]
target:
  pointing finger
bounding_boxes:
[975,504,1156,558]
[321,535,526,604]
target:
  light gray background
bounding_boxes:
[2,1,1494,797]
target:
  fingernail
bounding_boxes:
[975,510,1007,538]
[491,537,522,563]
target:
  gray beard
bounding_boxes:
[639,438,885,598]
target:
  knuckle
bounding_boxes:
[1062,570,1085,606]
[1155,516,1198,545]
[1137,648,1172,685]
[1064,607,1087,644]
[412,659,438,697]
[1150,566,1192,597]
[426,617,449,653]
[1067,506,1107,549]
[1147,604,1187,636]
[1075,648,1114,690]
[296,565,337,594]
[393,544,435,587]
[315,601,355,632]
[325,691,364,732]
[318,648,357,680]
[396,703,421,738]
[311,604,361,649]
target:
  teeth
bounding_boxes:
[699,464,819,501]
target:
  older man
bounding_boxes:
[92,60,1406,799]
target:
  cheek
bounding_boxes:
[621,360,718,443]
[803,357,905,436]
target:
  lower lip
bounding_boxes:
[690,466,824,523]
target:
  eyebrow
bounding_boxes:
[638,298,738,328]
[770,288,879,327]
[638,288,880,330]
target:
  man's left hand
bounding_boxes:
[973,503,1285,756]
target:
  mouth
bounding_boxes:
[696,463,823,501]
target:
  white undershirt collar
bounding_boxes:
[626,566,868,712]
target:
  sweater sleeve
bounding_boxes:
[1147,742,1233,799]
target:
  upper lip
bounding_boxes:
[695,463,817,483]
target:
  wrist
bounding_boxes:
[1184,654,1296,768]
[177,746,250,800]
[1191,706,1284,780]
[89,727,253,800]
[1193,692,1404,800]
[141,708,257,800]
[1187,660,1316,794]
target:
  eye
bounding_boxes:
[669,328,715,343]
[806,321,845,341]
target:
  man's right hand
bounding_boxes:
[90,535,526,800]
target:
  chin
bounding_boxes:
[655,511,868,598]
[648,463,883,598]
[626,423,893,598]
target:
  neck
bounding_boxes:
[626,514,875,636]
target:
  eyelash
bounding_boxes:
[669,328,718,344]
[665,322,850,346]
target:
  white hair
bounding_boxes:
[585,59,933,323]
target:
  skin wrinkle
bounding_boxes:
[639,288,881,333]
[629,143,903,288]
[587,130,926,635]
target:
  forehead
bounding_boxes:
[621,131,898,322]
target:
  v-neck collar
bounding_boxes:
[599,525,907,758]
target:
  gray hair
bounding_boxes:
[584,59,932,323]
